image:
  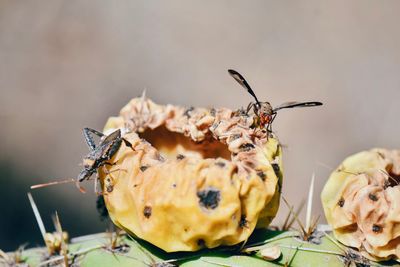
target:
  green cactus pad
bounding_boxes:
[5,229,399,266]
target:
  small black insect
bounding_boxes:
[78,128,133,183]
[228,69,322,132]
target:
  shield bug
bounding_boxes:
[228,69,322,132]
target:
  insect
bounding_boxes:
[78,128,134,192]
[31,128,133,193]
[228,69,322,132]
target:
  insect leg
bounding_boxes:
[75,180,87,193]
[94,173,103,196]
[122,138,135,151]
[104,168,127,174]
[266,122,272,133]
[101,167,128,194]
[102,163,128,173]
[270,113,277,125]
[267,113,277,133]
[103,168,127,175]
[246,102,254,114]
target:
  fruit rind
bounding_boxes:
[321,148,400,260]
[100,97,282,252]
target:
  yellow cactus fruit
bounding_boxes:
[98,96,282,252]
[321,148,400,260]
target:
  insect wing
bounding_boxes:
[102,129,121,144]
[98,129,123,160]
[273,101,322,112]
[228,69,260,105]
[83,128,103,151]
[104,138,122,160]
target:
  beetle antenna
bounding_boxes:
[228,69,261,107]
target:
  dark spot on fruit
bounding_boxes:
[172,183,177,188]
[156,154,165,162]
[384,179,390,189]
[106,185,113,193]
[140,166,148,172]
[183,107,194,118]
[197,187,221,210]
[143,206,152,218]
[239,215,248,228]
[338,198,345,207]
[372,224,382,233]
[215,161,225,168]
[210,108,216,116]
[230,134,241,141]
[369,193,378,201]
[257,171,266,181]
[271,163,280,175]
[176,154,185,160]
[376,152,385,159]
[197,239,205,247]
[239,143,255,152]
[211,121,221,130]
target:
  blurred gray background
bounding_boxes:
[1,1,399,250]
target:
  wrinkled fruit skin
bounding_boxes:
[98,97,283,252]
[321,149,400,260]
